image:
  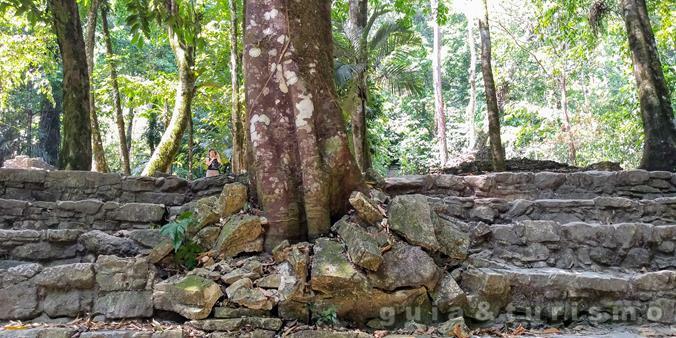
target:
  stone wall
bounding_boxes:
[385,170,676,200]
[430,196,676,225]
[0,255,154,321]
[468,220,675,270]
[0,169,245,206]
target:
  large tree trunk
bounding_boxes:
[229,0,246,174]
[465,9,477,150]
[49,0,92,170]
[84,0,109,172]
[101,4,131,175]
[559,72,577,165]
[621,0,676,171]
[478,0,505,171]
[244,0,363,250]
[430,0,448,167]
[38,95,61,166]
[347,0,370,172]
[142,27,196,176]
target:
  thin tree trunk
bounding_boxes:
[84,0,109,172]
[621,0,676,171]
[430,0,448,167]
[126,107,133,154]
[244,0,363,250]
[465,9,477,150]
[229,0,246,174]
[559,73,576,165]
[26,109,33,156]
[101,4,130,175]
[142,25,196,176]
[49,0,92,170]
[478,0,506,171]
[38,95,61,166]
[188,111,194,180]
[348,0,370,172]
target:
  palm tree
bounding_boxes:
[333,4,425,172]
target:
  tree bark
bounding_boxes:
[430,0,448,167]
[621,0,676,171]
[465,9,477,150]
[142,25,196,176]
[84,0,109,172]
[38,95,61,166]
[478,0,506,171]
[244,0,363,250]
[101,4,131,175]
[229,0,246,174]
[126,107,133,154]
[188,111,194,179]
[49,0,92,170]
[559,73,576,165]
[347,0,370,172]
[26,109,33,156]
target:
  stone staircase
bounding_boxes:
[386,170,676,326]
[0,168,674,338]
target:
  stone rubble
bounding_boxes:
[1,169,674,338]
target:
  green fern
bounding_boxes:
[159,211,195,252]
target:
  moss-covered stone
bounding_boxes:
[214,215,264,257]
[334,217,383,271]
[153,275,223,320]
[388,194,440,251]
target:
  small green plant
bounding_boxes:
[314,306,338,327]
[160,211,195,252]
[174,240,203,270]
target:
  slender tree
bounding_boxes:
[478,0,505,171]
[101,3,131,175]
[50,0,92,170]
[346,0,370,172]
[229,0,246,174]
[620,0,676,170]
[244,0,363,249]
[84,0,109,172]
[38,94,61,166]
[430,0,448,166]
[139,1,199,176]
[465,7,477,150]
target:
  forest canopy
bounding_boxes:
[0,0,674,176]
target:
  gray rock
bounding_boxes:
[334,217,383,271]
[214,215,264,258]
[622,247,651,268]
[34,263,95,289]
[367,242,438,291]
[80,230,140,257]
[433,218,470,260]
[109,203,165,223]
[225,278,276,310]
[124,229,164,248]
[311,238,368,293]
[0,281,39,319]
[213,306,270,318]
[349,191,384,226]
[518,220,560,242]
[217,183,248,217]
[96,255,152,291]
[43,289,94,317]
[431,273,467,313]
[94,291,153,319]
[188,317,283,332]
[387,195,440,251]
[153,275,223,320]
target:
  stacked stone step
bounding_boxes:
[0,169,236,330]
[385,169,676,325]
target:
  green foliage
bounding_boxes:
[314,306,338,326]
[174,239,202,270]
[160,211,195,252]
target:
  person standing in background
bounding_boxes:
[205,149,222,177]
